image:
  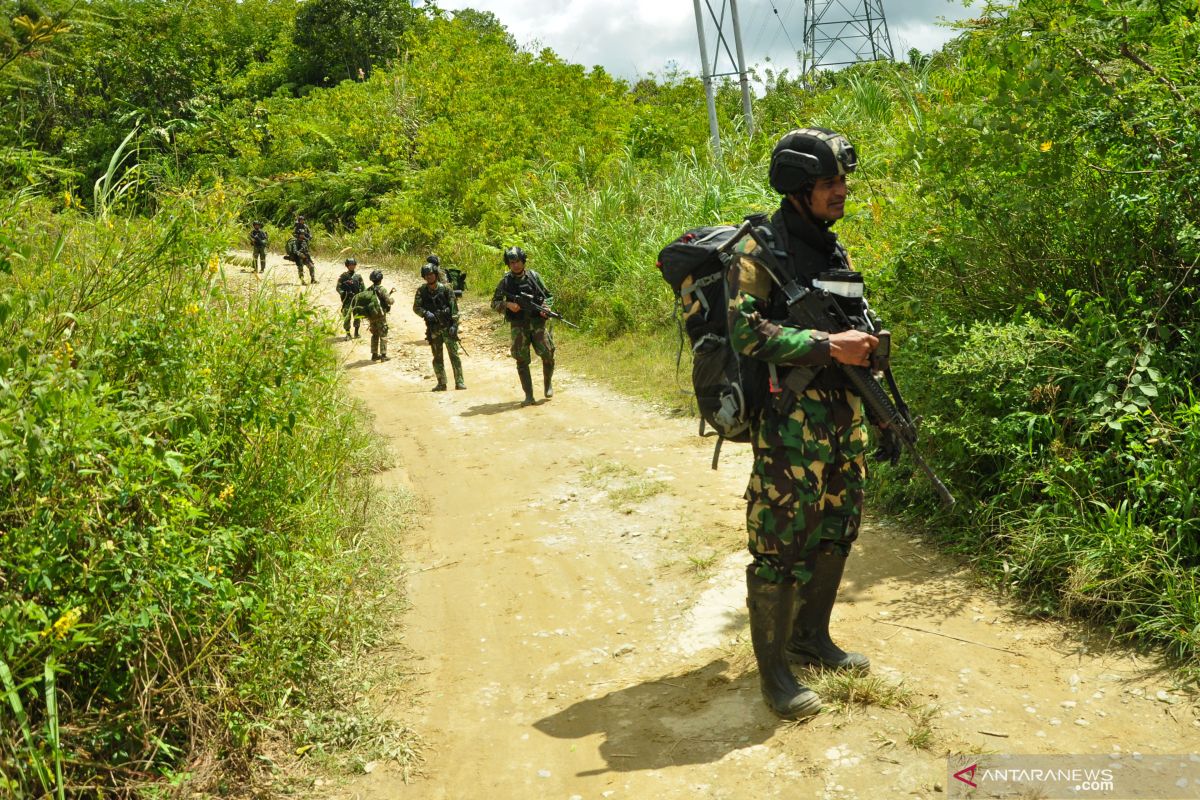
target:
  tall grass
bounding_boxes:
[513,141,773,337]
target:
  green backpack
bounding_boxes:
[352,288,382,317]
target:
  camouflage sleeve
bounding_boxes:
[412,287,424,317]
[449,289,460,323]
[727,252,832,367]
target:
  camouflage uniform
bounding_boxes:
[490,269,555,368]
[413,281,464,389]
[250,227,268,272]
[729,202,869,586]
[336,268,365,337]
[292,221,314,283]
[353,282,392,360]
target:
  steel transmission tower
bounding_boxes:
[802,0,895,79]
[691,0,754,160]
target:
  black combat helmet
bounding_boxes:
[252,221,262,227]
[503,246,527,264]
[345,257,357,267]
[370,269,383,283]
[420,264,437,278]
[426,254,440,267]
[768,128,857,195]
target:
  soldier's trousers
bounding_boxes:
[252,247,266,272]
[367,315,388,357]
[341,302,360,336]
[509,320,554,367]
[745,387,869,585]
[427,328,463,386]
[296,246,314,282]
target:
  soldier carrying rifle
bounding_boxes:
[490,246,558,406]
[414,261,466,391]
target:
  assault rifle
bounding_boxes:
[506,291,579,329]
[736,220,955,507]
[423,308,470,355]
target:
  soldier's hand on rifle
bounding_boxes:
[873,425,902,466]
[828,329,879,367]
[505,300,521,312]
[424,311,436,323]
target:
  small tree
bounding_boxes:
[292,0,417,86]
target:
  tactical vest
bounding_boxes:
[499,270,549,324]
[758,209,858,392]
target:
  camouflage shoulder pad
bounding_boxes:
[732,251,772,299]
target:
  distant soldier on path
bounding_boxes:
[336,257,365,340]
[249,221,268,273]
[491,246,556,405]
[292,214,315,284]
[414,262,465,391]
[354,269,393,362]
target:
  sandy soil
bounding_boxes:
[238,253,1199,800]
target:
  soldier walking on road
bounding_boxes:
[336,257,365,340]
[414,262,465,391]
[292,214,315,284]
[354,269,393,362]
[731,128,887,720]
[250,221,268,273]
[490,246,556,406]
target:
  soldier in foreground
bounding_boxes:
[354,269,393,362]
[249,221,268,273]
[413,262,465,391]
[336,258,364,340]
[731,128,885,719]
[490,246,556,406]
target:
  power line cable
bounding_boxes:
[766,0,799,55]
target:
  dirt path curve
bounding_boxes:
[239,253,1198,799]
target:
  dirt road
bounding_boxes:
[244,253,1199,799]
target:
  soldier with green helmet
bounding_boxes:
[413,262,465,391]
[353,269,393,362]
[336,257,364,340]
[292,215,315,284]
[730,128,887,720]
[490,246,556,406]
[249,221,268,273]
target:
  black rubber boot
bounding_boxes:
[786,551,870,671]
[518,364,536,406]
[747,566,822,719]
[542,360,555,399]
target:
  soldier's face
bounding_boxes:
[807,175,848,222]
[506,259,525,275]
[424,272,437,286]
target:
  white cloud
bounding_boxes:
[439,0,982,79]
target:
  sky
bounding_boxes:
[436,0,982,82]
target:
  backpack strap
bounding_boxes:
[743,215,823,411]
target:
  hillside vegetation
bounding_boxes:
[2,0,1197,794]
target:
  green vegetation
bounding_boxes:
[0,183,411,791]
[1,0,1199,791]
